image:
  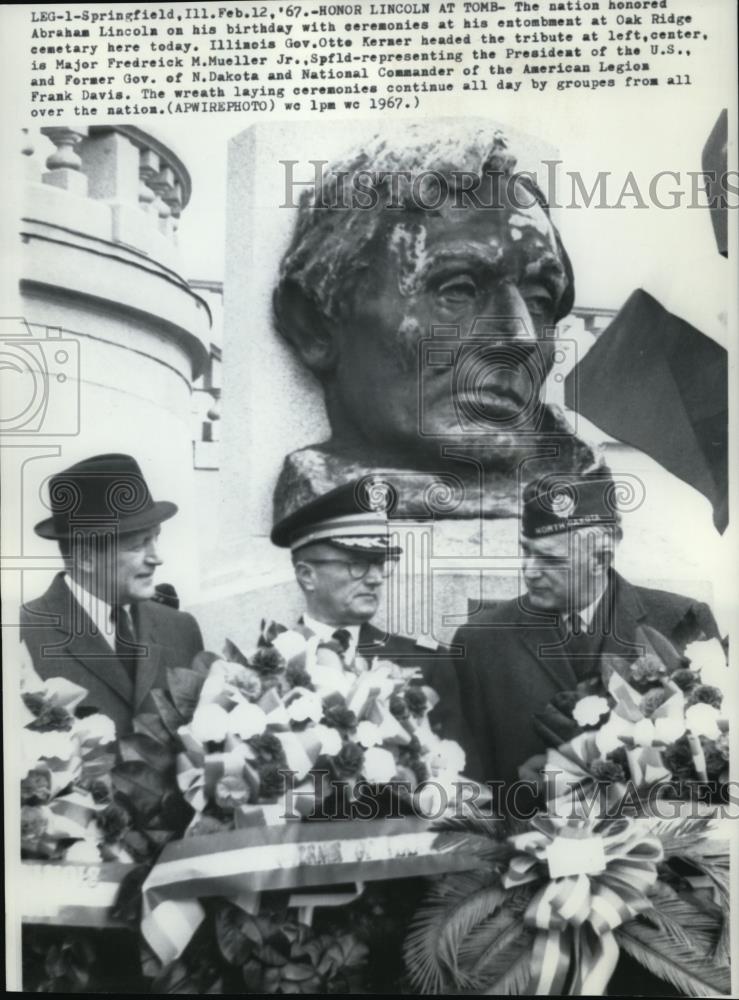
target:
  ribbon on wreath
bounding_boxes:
[541,733,630,817]
[502,816,662,995]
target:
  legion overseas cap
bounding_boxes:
[271,479,402,557]
[522,473,621,539]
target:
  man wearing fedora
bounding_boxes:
[271,479,474,758]
[21,453,204,736]
[451,471,722,790]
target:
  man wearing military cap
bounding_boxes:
[21,453,204,736]
[271,479,473,752]
[451,471,721,788]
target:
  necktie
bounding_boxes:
[563,613,598,682]
[111,604,138,681]
[331,628,361,672]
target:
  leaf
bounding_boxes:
[280,961,318,983]
[134,711,173,747]
[111,863,150,926]
[317,934,369,978]
[150,689,186,738]
[223,638,250,667]
[650,817,716,855]
[190,650,219,678]
[615,918,731,997]
[645,882,720,950]
[151,959,201,994]
[467,912,537,995]
[111,760,169,823]
[404,869,506,993]
[242,957,264,992]
[167,667,206,721]
[118,732,174,773]
[215,904,262,965]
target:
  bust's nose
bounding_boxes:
[472,285,537,342]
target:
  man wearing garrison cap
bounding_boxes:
[271,478,472,751]
[20,453,204,736]
[451,472,721,789]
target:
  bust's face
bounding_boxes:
[327,182,569,464]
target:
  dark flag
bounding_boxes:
[702,109,728,258]
[564,288,728,533]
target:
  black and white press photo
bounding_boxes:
[1,0,737,995]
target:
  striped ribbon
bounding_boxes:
[140,818,486,965]
[502,816,662,994]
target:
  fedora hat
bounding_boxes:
[34,453,178,540]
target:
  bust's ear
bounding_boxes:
[272,280,338,375]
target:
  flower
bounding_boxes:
[313,724,343,757]
[259,764,287,800]
[250,647,286,676]
[190,704,230,744]
[322,698,357,732]
[285,662,314,690]
[21,768,53,805]
[226,702,268,740]
[363,746,398,784]
[215,775,251,811]
[22,693,75,732]
[21,805,49,848]
[65,840,102,863]
[672,668,700,692]
[629,654,667,689]
[286,692,323,724]
[590,757,626,783]
[639,689,668,716]
[684,638,727,688]
[98,802,132,843]
[74,713,116,746]
[332,741,365,779]
[653,717,686,744]
[572,695,611,728]
[685,702,722,739]
[355,721,383,748]
[595,715,633,754]
[271,630,308,663]
[389,694,410,721]
[22,729,78,769]
[427,739,466,777]
[404,687,429,718]
[685,684,723,710]
[248,733,286,765]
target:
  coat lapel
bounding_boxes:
[489,595,576,692]
[133,602,165,711]
[37,574,133,705]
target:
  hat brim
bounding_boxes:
[34,500,178,540]
[327,539,403,558]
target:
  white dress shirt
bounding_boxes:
[302,614,360,665]
[563,580,608,631]
[64,574,130,651]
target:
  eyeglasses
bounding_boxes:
[301,557,399,580]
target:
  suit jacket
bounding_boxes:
[20,572,204,736]
[449,571,721,787]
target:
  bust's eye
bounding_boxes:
[437,275,478,304]
[521,283,555,318]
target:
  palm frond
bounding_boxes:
[471,917,536,996]
[403,870,505,993]
[459,900,536,974]
[615,919,731,997]
[645,883,720,949]
[431,813,509,841]
[650,817,716,855]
